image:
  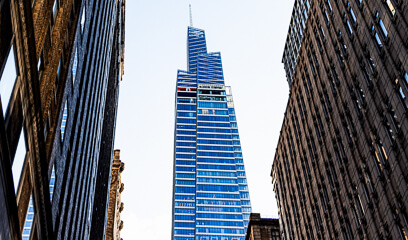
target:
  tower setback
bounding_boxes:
[172,26,252,240]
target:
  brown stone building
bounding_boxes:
[0,0,125,239]
[245,213,281,240]
[272,0,408,239]
[106,150,125,240]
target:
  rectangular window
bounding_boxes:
[72,47,78,84]
[304,80,310,99]
[60,101,68,141]
[362,67,372,88]
[50,165,56,200]
[386,0,396,16]
[320,25,326,40]
[12,129,26,192]
[22,195,35,239]
[374,32,383,48]
[332,67,340,85]
[398,87,408,108]
[367,56,377,74]
[339,34,348,57]
[324,90,332,112]
[404,72,408,86]
[324,10,330,24]
[0,45,17,117]
[349,8,357,24]
[327,0,333,12]
[346,19,353,36]
[81,7,86,34]
[52,0,58,21]
[374,141,388,168]
[57,59,61,80]
[379,19,388,38]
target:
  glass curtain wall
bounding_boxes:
[172,26,251,240]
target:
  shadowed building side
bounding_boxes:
[272,0,408,239]
[0,0,125,239]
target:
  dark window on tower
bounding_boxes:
[342,116,353,144]
[336,44,345,67]
[397,197,408,240]
[314,117,322,142]
[327,164,335,189]
[364,168,375,194]
[339,33,348,58]
[382,113,395,146]
[308,141,315,162]
[362,67,373,89]
[317,113,325,136]
[304,78,310,99]
[352,205,360,228]
[331,66,340,85]
[324,90,332,113]
[351,87,363,117]
[356,83,367,106]
[292,116,299,140]
[328,73,337,95]
[320,94,329,119]
[298,97,305,120]
[312,52,319,69]
[315,30,323,52]
[301,93,308,116]
[309,56,317,76]
[388,108,401,133]
[396,74,408,110]
[330,162,338,184]
[323,185,330,208]
[306,74,313,94]
[346,221,353,240]
[295,114,302,138]
[334,142,343,168]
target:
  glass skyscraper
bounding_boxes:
[172,26,251,240]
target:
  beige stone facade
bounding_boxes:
[106,150,125,240]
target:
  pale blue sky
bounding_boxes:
[114,0,294,239]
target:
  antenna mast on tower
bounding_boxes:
[189,4,193,27]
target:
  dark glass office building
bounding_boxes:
[0,0,125,239]
[171,26,251,240]
[272,0,408,239]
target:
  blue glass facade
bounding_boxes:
[172,27,251,240]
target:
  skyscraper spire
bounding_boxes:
[172,25,251,240]
[189,4,193,27]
